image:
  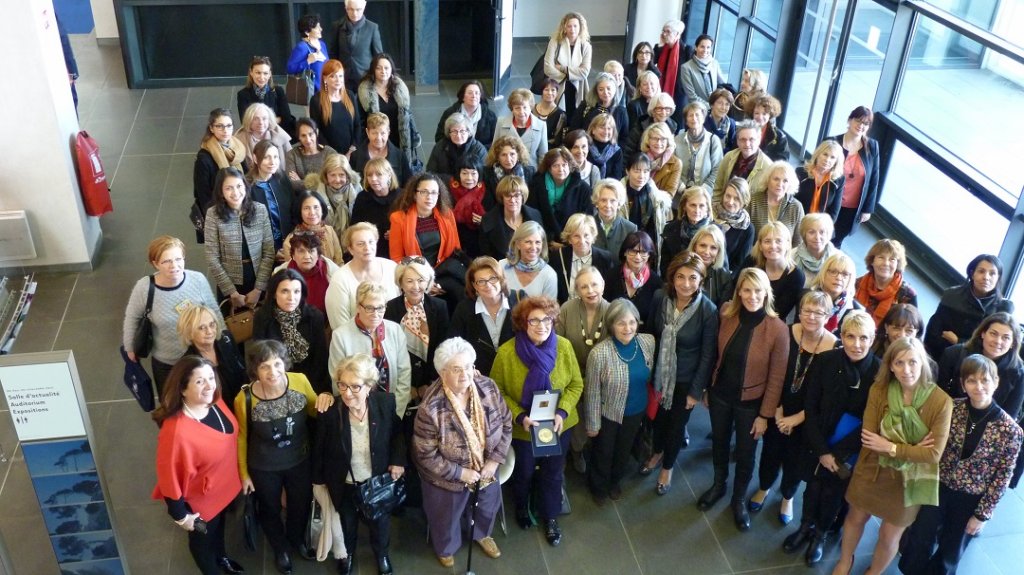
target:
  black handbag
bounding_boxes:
[530,44,559,95]
[350,470,406,522]
[242,492,259,551]
[189,201,205,232]
[133,276,156,358]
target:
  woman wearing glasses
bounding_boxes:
[806,252,863,335]
[624,43,660,98]
[641,122,681,197]
[606,231,661,325]
[413,337,513,567]
[828,106,879,248]
[313,353,405,575]
[492,296,584,546]
[478,175,543,261]
[234,339,334,574]
[328,281,412,418]
[450,257,514,376]
[194,109,248,242]
[427,112,489,183]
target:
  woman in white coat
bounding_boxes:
[543,12,592,120]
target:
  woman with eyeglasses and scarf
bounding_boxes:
[329,281,411,418]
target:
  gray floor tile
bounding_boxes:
[0,518,61,575]
[124,117,184,155]
[138,88,190,119]
[185,86,236,117]
[174,115,212,154]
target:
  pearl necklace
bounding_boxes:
[183,402,225,433]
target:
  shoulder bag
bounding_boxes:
[242,387,260,551]
[286,69,315,107]
[350,469,406,522]
[133,276,156,357]
[220,299,256,343]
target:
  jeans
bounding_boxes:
[709,394,759,500]
[249,458,313,553]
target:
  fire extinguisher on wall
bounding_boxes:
[74,130,114,216]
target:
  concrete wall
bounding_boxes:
[91,0,118,40]
[0,0,101,270]
[513,0,627,38]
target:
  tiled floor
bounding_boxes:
[0,33,1018,575]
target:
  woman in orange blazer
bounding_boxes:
[389,172,463,308]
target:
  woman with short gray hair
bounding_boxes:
[384,257,450,396]
[426,112,488,182]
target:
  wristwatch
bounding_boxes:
[888,443,897,457]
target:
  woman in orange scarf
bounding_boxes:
[855,239,918,327]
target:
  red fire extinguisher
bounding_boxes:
[74,130,113,216]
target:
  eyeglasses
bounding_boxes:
[473,276,500,287]
[416,189,440,197]
[359,304,386,314]
[159,256,184,266]
[338,383,366,394]
[801,309,827,320]
[212,123,233,130]
[638,50,652,56]
[401,256,428,265]
[653,107,673,114]
[504,192,523,200]
[626,249,650,259]
[444,365,475,376]
[449,129,470,136]
[827,269,852,279]
[855,119,872,127]
[527,316,554,327]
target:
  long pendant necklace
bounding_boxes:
[183,402,225,433]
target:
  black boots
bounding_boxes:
[697,481,727,511]
[805,532,827,565]
[731,498,750,531]
[782,524,814,553]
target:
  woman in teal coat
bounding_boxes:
[491,295,583,548]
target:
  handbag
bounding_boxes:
[242,492,259,551]
[220,299,256,343]
[350,470,407,521]
[530,43,559,95]
[189,201,205,232]
[119,346,155,412]
[645,383,662,420]
[133,276,156,358]
[305,497,324,551]
[286,70,315,107]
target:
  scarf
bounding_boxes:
[589,140,620,177]
[657,42,680,98]
[202,136,247,170]
[400,298,429,351]
[273,307,310,364]
[713,202,751,231]
[514,330,557,409]
[679,215,711,243]
[460,104,483,137]
[623,264,650,290]
[627,183,654,229]
[878,380,940,507]
[493,163,524,181]
[507,255,545,274]
[356,317,390,392]
[683,129,706,183]
[692,55,714,94]
[545,173,568,208]
[445,138,475,174]
[253,83,269,101]
[648,149,674,174]
[825,291,848,333]
[443,381,488,476]
[855,271,904,326]
[654,294,701,409]
[794,243,836,282]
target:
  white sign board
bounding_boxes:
[0,361,86,441]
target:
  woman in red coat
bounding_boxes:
[153,356,244,575]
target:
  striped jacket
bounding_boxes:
[584,334,656,432]
[204,202,275,295]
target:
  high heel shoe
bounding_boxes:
[639,453,663,476]
[748,489,768,512]
[778,497,794,525]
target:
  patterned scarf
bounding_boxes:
[514,330,557,409]
[507,255,545,274]
[825,291,848,333]
[794,243,836,282]
[272,307,310,364]
[253,84,269,101]
[623,264,650,290]
[493,163,525,181]
[443,380,488,475]
[648,149,674,174]
[855,271,904,326]
[654,294,701,409]
[589,141,621,177]
[400,298,429,348]
[878,380,940,506]
[356,317,390,392]
[713,202,751,231]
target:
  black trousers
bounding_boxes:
[899,485,983,575]
[187,509,227,575]
[340,482,391,558]
[511,433,571,521]
[832,207,858,248]
[757,422,804,498]
[799,470,851,533]
[589,413,643,497]
[652,389,695,469]
[152,357,175,398]
[709,394,759,500]
[249,458,313,553]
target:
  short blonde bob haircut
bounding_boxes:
[561,213,598,243]
[725,267,777,318]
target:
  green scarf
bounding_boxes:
[878,380,939,507]
[545,173,567,208]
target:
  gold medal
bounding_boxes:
[538,428,554,444]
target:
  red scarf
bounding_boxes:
[356,317,390,391]
[657,42,680,98]
[855,271,903,327]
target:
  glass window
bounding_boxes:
[745,30,775,72]
[687,0,709,45]
[936,0,1000,30]
[786,0,847,152]
[754,0,785,30]
[711,5,740,77]
[882,142,1009,275]
[826,2,895,137]
[894,17,1024,203]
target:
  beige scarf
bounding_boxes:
[202,136,247,170]
[443,382,488,477]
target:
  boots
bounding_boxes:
[731,497,750,531]
[697,481,727,511]
[782,524,813,553]
[805,532,827,565]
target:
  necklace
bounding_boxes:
[791,326,825,393]
[966,404,995,435]
[615,339,639,362]
[580,307,604,347]
[183,402,225,433]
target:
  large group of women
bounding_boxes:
[123,7,1023,575]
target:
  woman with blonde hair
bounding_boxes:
[570,72,629,146]
[543,12,592,119]
[626,70,662,131]
[661,186,712,277]
[591,178,637,258]
[745,221,805,319]
[794,213,838,288]
[482,135,536,209]
[749,160,805,246]
[310,59,360,156]
[313,152,361,231]
[236,102,292,167]
[351,158,402,257]
[713,176,754,269]
[732,69,767,121]
[494,88,548,167]
[855,239,918,327]
[699,267,789,532]
[623,92,677,159]
[687,224,734,307]
[796,140,845,221]
[325,222,400,328]
[500,221,557,300]
[808,252,863,334]
[641,122,682,196]
[178,304,244,404]
[549,213,615,303]
[587,113,624,179]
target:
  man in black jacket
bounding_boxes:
[329,0,384,92]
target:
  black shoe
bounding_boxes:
[377,554,393,575]
[805,534,826,565]
[295,542,315,561]
[697,482,727,511]
[544,519,562,546]
[217,556,245,574]
[609,486,623,501]
[783,525,814,553]
[336,557,353,575]
[274,550,292,574]
[732,499,751,532]
[516,508,533,529]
